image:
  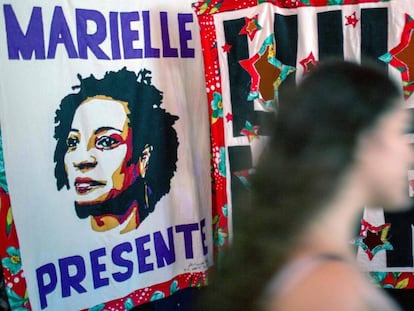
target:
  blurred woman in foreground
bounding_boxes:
[200,61,413,310]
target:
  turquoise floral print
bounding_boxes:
[5,286,28,311]
[2,246,21,275]
[211,92,223,123]
[218,147,226,177]
[150,291,165,301]
[124,298,134,311]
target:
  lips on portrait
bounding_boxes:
[74,177,107,195]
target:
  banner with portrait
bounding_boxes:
[0,1,212,310]
[193,0,414,290]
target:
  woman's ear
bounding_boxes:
[139,144,153,178]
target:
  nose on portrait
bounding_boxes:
[71,147,98,172]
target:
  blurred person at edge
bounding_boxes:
[198,60,413,311]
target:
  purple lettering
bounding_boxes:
[4,4,45,60]
[76,9,109,60]
[176,223,199,259]
[154,227,176,268]
[4,6,195,60]
[58,256,87,298]
[47,6,78,59]
[178,13,194,58]
[142,11,160,58]
[121,12,142,59]
[112,242,134,282]
[135,235,154,273]
[160,12,178,57]
[90,248,109,289]
[200,219,208,255]
[36,263,57,309]
[109,12,121,60]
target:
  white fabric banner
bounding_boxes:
[0,1,212,310]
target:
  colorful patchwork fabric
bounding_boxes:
[194,0,414,291]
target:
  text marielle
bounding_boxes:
[3,4,196,60]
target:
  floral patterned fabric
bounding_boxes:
[0,131,11,310]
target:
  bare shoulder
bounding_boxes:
[267,260,370,311]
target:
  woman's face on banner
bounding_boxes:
[64,96,134,204]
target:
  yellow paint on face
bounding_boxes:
[90,207,137,234]
[90,215,120,232]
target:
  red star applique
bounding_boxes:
[240,45,281,102]
[239,14,262,41]
[239,35,295,108]
[345,12,359,28]
[364,230,385,251]
[299,52,318,75]
[380,14,414,99]
[239,53,261,94]
[355,219,393,260]
[225,113,233,122]
[222,43,232,53]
